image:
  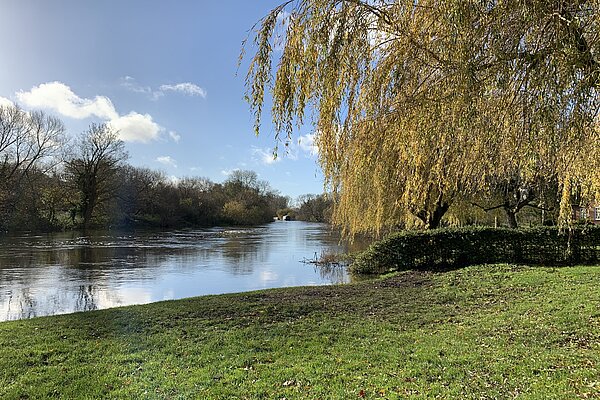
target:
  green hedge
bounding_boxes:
[351,226,600,274]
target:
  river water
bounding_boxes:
[0,221,367,321]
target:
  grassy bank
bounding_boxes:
[1,265,600,399]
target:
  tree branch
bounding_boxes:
[523,203,554,212]
[471,201,507,213]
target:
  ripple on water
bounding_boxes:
[0,222,369,321]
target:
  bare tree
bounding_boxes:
[0,105,65,179]
[115,165,166,224]
[471,174,558,228]
[0,104,66,227]
[66,123,128,230]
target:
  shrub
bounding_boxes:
[351,226,600,274]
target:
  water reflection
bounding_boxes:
[0,222,368,321]
[313,264,348,284]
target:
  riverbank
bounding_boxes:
[1,264,599,399]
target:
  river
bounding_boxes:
[0,221,367,321]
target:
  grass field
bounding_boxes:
[1,264,599,399]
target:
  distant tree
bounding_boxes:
[471,174,559,228]
[226,170,260,190]
[269,195,289,216]
[0,104,65,228]
[244,0,600,236]
[0,105,65,180]
[221,170,286,225]
[148,180,181,227]
[222,200,254,225]
[276,207,296,219]
[178,176,214,198]
[173,176,218,226]
[296,194,332,223]
[36,171,73,229]
[66,124,128,230]
[196,181,228,226]
[0,103,293,231]
[115,166,165,226]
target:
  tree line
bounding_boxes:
[0,101,571,234]
[0,104,290,231]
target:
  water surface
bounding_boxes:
[0,221,365,321]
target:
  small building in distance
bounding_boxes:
[572,204,600,225]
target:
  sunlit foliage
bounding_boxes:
[245,0,600,236]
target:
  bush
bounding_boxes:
[351,226,600,274]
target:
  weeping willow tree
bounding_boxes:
[244,0,600,236]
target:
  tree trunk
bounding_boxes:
[428,201,450,229]
[416,201,450,229]
[504,207,518,229]
[82,204,93,231]
[81,192,97,231]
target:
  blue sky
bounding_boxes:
[0,1,322,200]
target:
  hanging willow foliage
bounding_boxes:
[244,0,600,236]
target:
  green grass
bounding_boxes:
[1,264,600,399]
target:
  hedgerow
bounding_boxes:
[351,226,600,274]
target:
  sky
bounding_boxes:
[0,0,322,200]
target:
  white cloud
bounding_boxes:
[120,76,152,95]
[109,112,161,143]
[15,81,166,144]
[120,76,207,100]
[159,83,207,98]
[168,131,181,143]
[252,147,280,165]
[12,81,211,144]
[156,156,177,168]
[298,133,319,156]
[17,82,118,120]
